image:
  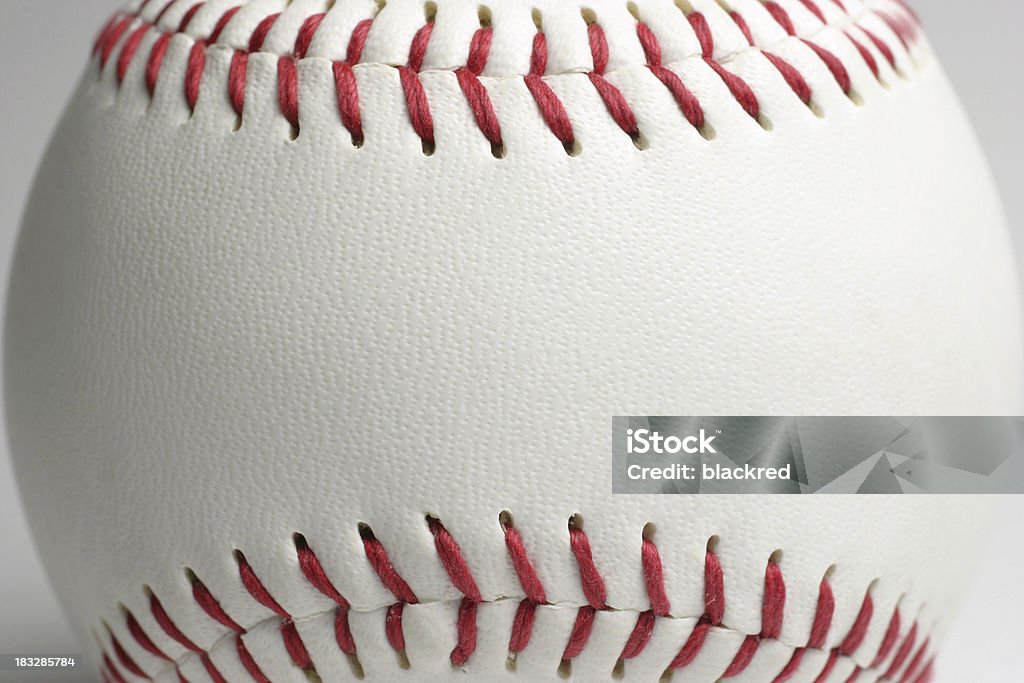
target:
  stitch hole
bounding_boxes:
[422,139,436,156]
[581,8,598,25]
[706,535,720,553]
[626,2,641,21]
[823,564,837,581]
[699,121,717,141]
[491,141,507,159]
[478,5,493,28]
[557,658,572,678]
[769,549,784,565]
[847,88,865,106]
[756,114,773,131]
[506,652,518,671]
[568,513,585,532]
[357,522,376,540]
[351,133,365,148]
[423,1,438,22]
[325,0,337,11]
[612,658,626,679]
[288,124,300,141]
[631,131,649,151]
[642,522,657,540]
[673,0,695,16]
[232,115,243,132]
[531,8,543,30]
[498,510,515,529]
[808,100,825,118]
[565,139,582,157]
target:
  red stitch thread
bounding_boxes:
[899,638,930,683]
[428,517,483,665]
[235,637,271,683]
[502,515,548,654]
[361,524,418,655]
[229,52,248,118]
[872,608,902,668]
[428,516,483,602]
[100,16,134,68]
[237,552,315,671]
[688,13,760,119]
[721,559,786,678]
[456,27,504,152]
[278,57,300,131]
[525,31,575,151]
[118,24,150,84]
[208,6,240,43]
[619,535,673,662]
[845,31,880,79]
[149,591,228,683]
[763,2,852,94]
[294,13,325,61]
[840,592,875,656]
[728,11,813,106]
[190,573,272,683]
[773,575,836,682]
[178,2,204,32]
[861,27,897,69]
[145,34,171,96]
[882,622,918,680]
[635,22,704,130]
[125,610,172,663]
[385,603,407,652]
[333,18,373,144]
[587,23,640,140]
[108,629,149,680]
[296,538,357,655]
[666,549,725,670]
[185,42,206,111]
[151,0,177,28]
[96,1,919,151]
[249,13,280,52]
[914,659,935,683]
[102,653,129,683]
[400,22,437,151]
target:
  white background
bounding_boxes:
[1,1,1022,681]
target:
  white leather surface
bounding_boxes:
[5,0,1021,681]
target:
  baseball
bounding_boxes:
[5,0,1020,682]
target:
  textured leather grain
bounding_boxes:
[6,0,1021,681]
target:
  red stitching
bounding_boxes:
[635,22,705,130]
[587,22,640,140]
[763,2,852,95]
[772,576,834,682]
[334,18,373,145]
[456,26,504,153]
[428,516,483,665]
[688,12,761,119]
[400,21,437,151]
[236,551,315,672]
[189,570,271,682]
[525,31,575,151]
[96,1,918,150]
[149,591,227,683]
[872,608,903,667]
[101,517,940,682]
[882,621,918,680]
